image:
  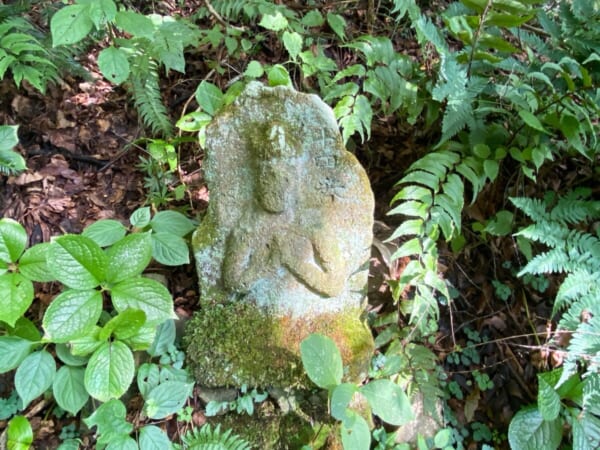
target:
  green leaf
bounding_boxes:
[151,232,190,266]
[0,336,34,373]
[484,210,514,236]
[55,344,88,366]
[114,11,155,39]
[147,319,176,357]
[121,323,157,351]
[360,379,414,425]
[143,380,194,419]
[267,64,292,87]
[483,159,499,181]
[98,46,130,85]
[8,317,41,342]
[43,289,102,342]
[139,425,173,450]
[82,219,127,248]
[48,235,106,289]
[83,399,133,442]
[244,60,264,79]
[484,11,534,27]
[99,309,146,341]
[508,407,562,450]
[130,207,151,228]
[537,372,561,421]
[0,218,27,263]
[282,31,303,61]
[84,341,135,402]
[330,383,357,422]
[326,13,346,40]
[7,416,33,450]
[518,110,549,134]
[53,366,89,415]
[151,211,195,237]
[105,232,153,284]
[86,0,117,27]
[69,326,103,356]
[259,12,288,31]
[19,243,54,282]
[302,10,325,27]
[15,350,56,408]
[340,411,370,450]
[195,81,224,116]
[300,334,343,389]
[0,125,19,152]
[176,111,212,132]
[0,273,34,327]
[51,4,94,46]
[111,276,175,325]
[56,439,80,450]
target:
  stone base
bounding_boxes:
[183,300,374,388]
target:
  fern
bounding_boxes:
[177,424,251,450]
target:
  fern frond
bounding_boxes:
[556,270,600,311]
[510,196,549,222]
[558,290,600,331]
[515,221,569,248]
[179,424,251,450]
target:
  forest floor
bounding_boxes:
[0,2,559,449]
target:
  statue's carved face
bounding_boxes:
[257,158,293,213]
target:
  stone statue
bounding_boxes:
[184,82,374,388]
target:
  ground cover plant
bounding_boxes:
[0,0,598,448]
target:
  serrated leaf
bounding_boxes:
[53,366,88,415]
[195,81,224,116]
[302,10,325,27]
[326,13,346,40]
[130,207,151,228]
[137,363,160,398]
[105,233,153,284]
[282,31,303,61]
[48,235,106,289]
[114,11,155,39]
[0,336,34,373]
[15,350,56,408]
[84,341,135,402]
[43,289,102,342]
[537,375,561,421]
[111,277,175,325]
[151,232,189,266]
[87,0,117,28]
[300,334,343,389]
[99,309,146,341]
[82,220,127,247]
[147,319,176,357]
[139,425,173,450]
[55,344,88,366]
[69,326,102,356]
[341,411,370,450]
[330,383,357,422]
[83,398,133,441]
[151,210,195,236]
[267,64,292,87]
[259,12,288,31]
[18,243,54,282]
[508,407,562,450]
[244,60,264,78]
[0,273,34,327]
[360,379,414,425]
[143,380,194,419]
[98,46,130,85]
[51,4,94,47]
[0,218,27,263]
[7,416,33,450]
[0,125,19,153]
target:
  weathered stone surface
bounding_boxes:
[184,82,374,388]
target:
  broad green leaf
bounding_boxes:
[99,309,146,341]
[7,317,41,342]
[244,60,264,78]
[176,111,212,132]
[573,412,600,450]
[53,366,88,415]
[105,233,152,284]
[326,13,346,40]
[483,159,499,181]
[302,10,325,27]
[87,0,117,28]
[268,64,292,87]
[537,372,561,421]
[48,235,106,289]
[151,211,195,236]
[151,232,189,266]
[122,323,157,351]
[0,273,34,327]
[518,110,549,133]
[130,207,151,228]
[195,81,224,116]
[0,336,34,373]
[55,344,88,366]
[139,425,173,450]
[259,12,288,31]
[300,334,343,389]
[282,31,303,61]
[111,277,175,325]
[143,380,194,419]
[341,411,370,450]
[51,4,94,46]
[15,350,56,408]
[330,383,357,422]
[98,46,130,85]
[69,326,103,356]
[0,218,27,263]
[508,406,561,450]
[7,416,33,450]
[484,12,534,27]
[147,319,176,357]
[484,210,514,236]
[85,341,135,402]
[137,363,160,398]
[83,399,133,441]
[82,219,127,247]
[360,379,414,425]
[115,11,155,39]
[43,289,102,342]
[19,243,54,282]
[106,436,138,450]
[0,125,19,152]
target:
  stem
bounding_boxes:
[467,0,493,78]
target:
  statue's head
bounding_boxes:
[254,124,300,214]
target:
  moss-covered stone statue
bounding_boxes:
[184,82,374,391]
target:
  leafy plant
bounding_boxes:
[0,125,26,175]
[300,333,414,450]
[205,383,268,417]
[176,423,251,450]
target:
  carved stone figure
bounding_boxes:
[184,82,374,388]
